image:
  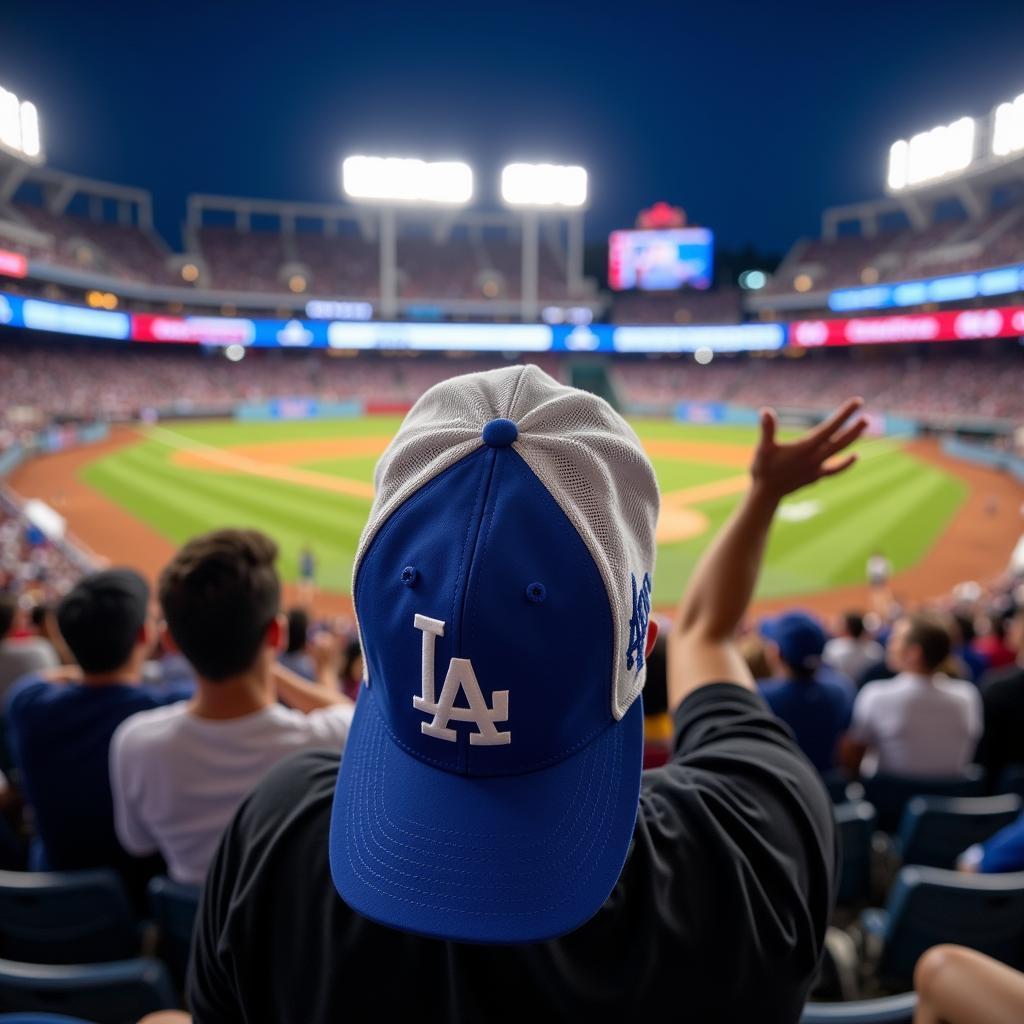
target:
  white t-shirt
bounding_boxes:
[848,672,982,777]
[110,701,352,887]
[823,636,884,683]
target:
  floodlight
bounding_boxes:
[500,163,588,207]
[993,93,1024,157]
[341,156,473,204]
[888,116,975,190]
[0,86,42,162]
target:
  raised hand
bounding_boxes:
[750,397,867,502]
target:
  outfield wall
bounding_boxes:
[941,437,1024,484]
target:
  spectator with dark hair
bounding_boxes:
[4,570,189,896]
[974,607,1024,785]
[823,610,883,682]
[951,611,988,683]
[339,635,363,700]
[0,591,58,701]
[278,606,315,681]
[842,614,982,777]
[183,369,858,1023]
[974,611,1016,671]
[109,529,353,888]
[758,611,855,772]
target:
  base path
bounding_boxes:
[7,429,1022,621]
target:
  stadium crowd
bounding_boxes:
[2,343,1024,439]
[0,368,1023,1022]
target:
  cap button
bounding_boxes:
[481,418,518,448]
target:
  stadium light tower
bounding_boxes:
[501,163,588,321]
[341,155,474,317]
[0,84,43,165]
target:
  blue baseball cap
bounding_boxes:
[761,611,827,672]
[330,365,660,944]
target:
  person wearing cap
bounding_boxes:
[184,368,864,1023]
[109,529,354,889]
[842,614,982,778]
[758,611,855,773]
[4,569,191,898]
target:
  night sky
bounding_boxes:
[3,0,1023,253]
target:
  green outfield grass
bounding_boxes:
[79,416,968,605]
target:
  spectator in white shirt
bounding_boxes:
[110,529,353,889]
[823,611,884,684]
[842,614,982,778]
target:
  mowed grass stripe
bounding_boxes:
[107,442,371,535]
[78,418,967,604]
[163,416,405,446]
[768,468,963,589]
[83,453,362,590]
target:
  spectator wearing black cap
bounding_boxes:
[4,569,192,896]
[758,611,855,773]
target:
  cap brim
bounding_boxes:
[329,682,643,944]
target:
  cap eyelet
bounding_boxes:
[526,582,546,603]
[401,566,419,587]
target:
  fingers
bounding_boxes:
[818,453,858,478]
[805,397,864,446]
[819,415,869,460]
[759,408,777,447]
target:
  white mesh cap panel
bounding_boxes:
[353,363,660,720]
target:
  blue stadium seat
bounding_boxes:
[822,771,865,805]
[0,958,177,1023]
[863,865,1024,987]
[0,1014,99,1023]
[996,764,1024,801]
[862,767,986,832]
[897,794,1022,869]
[0,870,139,964]
[147,876,200,985]
[801,993,916,1023]
[834,801,876,906]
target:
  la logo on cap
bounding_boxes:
[412,614,511,746]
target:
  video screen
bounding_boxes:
[608,228,714,291]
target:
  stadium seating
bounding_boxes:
[861,866,1024,988]
[800,993,917,1023]
[996,764,1024,801]
[861,767,987,834]
[610,287,742,325]
[0,1015,99,1023]
[835,802,877,907]
[896,795,1022,870]
[147,877,200,987]
[0,870,139,965]
[822,771,864,805]
[0,958,176,1023]
[609,352,1024,422]
[766,205,1024,297]
[9,204,172,285]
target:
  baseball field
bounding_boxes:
[62,415,976,608]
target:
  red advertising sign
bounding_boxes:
[132,313,255,345]
[791,306,1024,347]
[0,249,28,279]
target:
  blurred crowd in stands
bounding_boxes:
[5,192,1024,320]
[766,208,1024,297]
[2,344,1023,442]
[612,350,1024,423]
